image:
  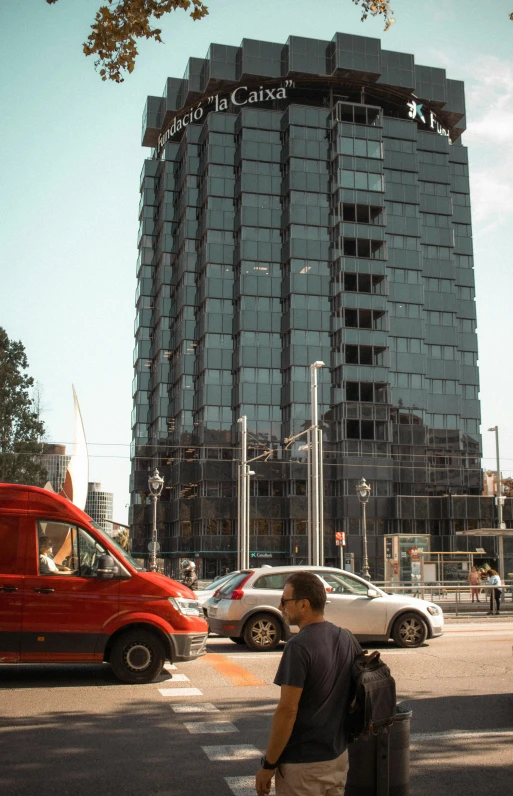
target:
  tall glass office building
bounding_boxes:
[130,32,491,579]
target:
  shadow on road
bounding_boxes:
[399,693,513,796]
[2,665,511,796]
[0,693,277,796]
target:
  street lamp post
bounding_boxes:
[310,361,325,566]
[284,362,325,566]
[148,468,164,571]
[488,426,505,531]
[356,477,372,580]
[237,416,272,570]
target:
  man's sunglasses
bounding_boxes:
[279,596,304,607]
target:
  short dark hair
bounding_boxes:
[39,536,52,548]
[285,571,326,613]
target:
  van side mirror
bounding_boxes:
[96,554,119,579]
[367,588,379,598]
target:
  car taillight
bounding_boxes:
[226,572,253,600]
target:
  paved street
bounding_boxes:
[1,619,511,796]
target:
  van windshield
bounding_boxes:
[91,523,145,571]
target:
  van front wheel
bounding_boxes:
[110,630,166,684]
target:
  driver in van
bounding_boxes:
[39,537,74,575]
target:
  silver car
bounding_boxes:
[207,566,444,651]
[196,572,237,617]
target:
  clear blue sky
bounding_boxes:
[1,0,512,522]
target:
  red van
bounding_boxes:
[0,484,208,683]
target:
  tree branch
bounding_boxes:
[42,2,513,83]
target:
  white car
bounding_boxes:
[207,566,444,651]
[196,572,237,616]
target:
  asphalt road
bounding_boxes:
[1,619,511,796]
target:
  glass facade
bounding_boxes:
[40,444,71,492]
[130,32,495,579]
[85,483,114,533]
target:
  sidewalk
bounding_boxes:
[433,596,513,618]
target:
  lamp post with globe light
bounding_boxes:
[148,468,164,571]
[356,477,372,580]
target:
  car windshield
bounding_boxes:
[91,523,145,571]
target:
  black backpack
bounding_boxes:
[345,643,396,742]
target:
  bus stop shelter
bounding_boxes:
[455,529,513,579]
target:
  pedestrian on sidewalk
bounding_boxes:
[486,569,502,615]
[255,571,361,796]
[467,566,481,603]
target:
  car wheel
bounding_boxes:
[229,636,245,644]
[392,613,428,648]
[110,629,166,684]
[244,613,282,652]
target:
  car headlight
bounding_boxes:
[426,605,442,616]
[169,597,202,617]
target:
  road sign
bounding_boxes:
[148,541,160,553]
[335,531,346,547]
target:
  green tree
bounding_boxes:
[115,529,130,550]
[0,327,48,486]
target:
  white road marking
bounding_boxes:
[227,654,283,659]
[202,745,262,761]
[158,687,203,697]
[375,651,418,655]
[162,673,189,682]
[184,721,238,734]
[441,631,513,638]
[171,703,220,714]
[164,663,177,670]
[225,776,275,796]
[227,651,415,658]
[412,729,513,742]
[444,623,513,631]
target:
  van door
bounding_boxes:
[21,521,120,662]
[0,514,25,662]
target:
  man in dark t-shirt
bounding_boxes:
[255,571,361,796]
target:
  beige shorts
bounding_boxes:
[275,749,349,796]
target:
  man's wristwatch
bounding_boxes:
[260,756,278,770]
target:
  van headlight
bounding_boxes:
[426,605,442,616]
[169,597,202,617]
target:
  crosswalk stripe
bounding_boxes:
[184,721,238,734]
[164,663,177,670]
[202,745,262,761]
[164,673,189,682]
[171,703,220,714]
[158,687,202,697]
[411,728,513,741]
[225,775,275,795]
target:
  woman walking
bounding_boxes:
[468,566,481,603]
[486,569,502,615]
